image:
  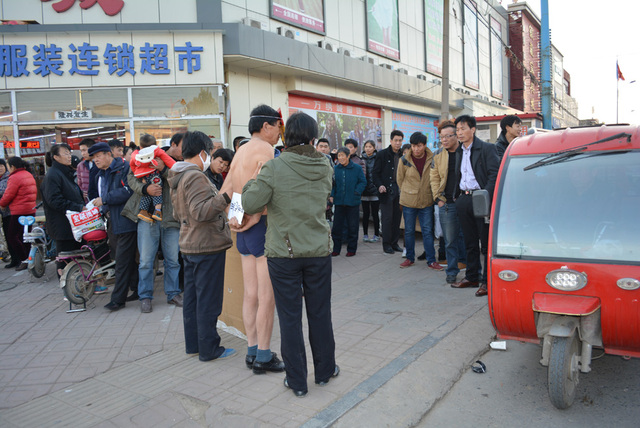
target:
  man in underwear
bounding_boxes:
[220,104,286,375]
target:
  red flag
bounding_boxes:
[617,62,625,81]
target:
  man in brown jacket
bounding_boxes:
[396,132,444,270]
[168,131,235,362]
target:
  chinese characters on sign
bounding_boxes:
[42,0,125,17]
[0,42,203,78]
[55,110,93,119]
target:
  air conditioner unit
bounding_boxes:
[455,87,464,93]
[277,26,297,39]
[318,41,333,51]
[396,68,408,75]
[463,90,471,95]
[482,96,489,101]
[360,56,377,65]
[380,63,393,70]
[242,17,267,31]
[417,74,427,81]
[337,47,351,57]
[475,94,483,100]
[431,79,441,85]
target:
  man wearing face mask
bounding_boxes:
[168,131,235,362]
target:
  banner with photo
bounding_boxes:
[289,94,382,153]
[365,0,400,61]
[490,16,503,99]
[271,0,325,34]
[463,0,479,90]
[391,110,440,150]
[425,0,444,76]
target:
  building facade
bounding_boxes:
[0,0,514,165]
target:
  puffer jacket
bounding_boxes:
[360,151,378,196]
[168,162,232,255]
[0,168,37,215]
[42,161,85,241]
[242,144,333,259]
[331,160,366,207]
[396,150,434,209]
[0,171,10,216]
[96,157,136,235]
[76,159,92,201]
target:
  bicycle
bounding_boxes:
[57,229,115,312]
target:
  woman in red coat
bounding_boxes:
[0,157,37,270]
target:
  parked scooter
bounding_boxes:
[19,214,56,278]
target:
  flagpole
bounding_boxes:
[617,60,619,123]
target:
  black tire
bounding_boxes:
[61,260,97,305]
[29,247,45,278]
[548,333,580,409]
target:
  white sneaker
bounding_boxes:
[363,235,370,242]
[402,248,407,258]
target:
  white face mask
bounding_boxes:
[200,152,211,172]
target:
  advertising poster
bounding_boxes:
[425,0,444,76]
[463,0,479,90]
[391,110,439,150]
[271,0,325,34]
[490,17,503,99]
[365,0,400,61]
[289,94,382,152]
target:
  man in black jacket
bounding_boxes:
[372,130,404,254]
[450,115,500,297]
[495,115,522,160]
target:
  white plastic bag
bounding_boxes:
[66,207,105,242]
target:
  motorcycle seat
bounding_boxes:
[57,249,92,258]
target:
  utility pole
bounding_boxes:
[441,0,450,123]
[540,0,552,129]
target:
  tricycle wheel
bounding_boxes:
[61,260,96,305]
[547,333,580,409]
[29,247,45,278]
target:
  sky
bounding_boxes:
[516,0,640,124]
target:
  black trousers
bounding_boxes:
[110,231,138,305]
[268,256,336,391]
[332,205,360,254]
[182,252,226,360]
[6,215,31,264]
[362,200,380,236]
[379,195,401,249]
[456,194,489,283]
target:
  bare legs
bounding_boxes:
[241,255,275,350]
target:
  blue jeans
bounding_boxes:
[439,203,467,277]
[403,206,435,263]
[137,221,181,301]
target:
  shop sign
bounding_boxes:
[55,109,93,119]
[0,41,203,78]
[391,110,439,150]
[0,140,40,149]
[42,0,125,17]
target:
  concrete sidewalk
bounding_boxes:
[0,239,494,427]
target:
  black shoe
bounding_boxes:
[446,275,457,284]
[383,247,395,254]
[104,301,125,311]
[417,251,427,261]
[391,244,403,252]
[126,292,140,302]
[315,365,340,385]
[5,261,19,269]
[252,352,285,374]
[284,378,307,397]
[245,354,255,369]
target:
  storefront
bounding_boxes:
[0,31,226,162]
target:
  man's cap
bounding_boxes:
[88,142,111,156]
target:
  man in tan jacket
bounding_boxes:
[396,132,443,270]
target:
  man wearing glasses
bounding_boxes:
[430,120,467,284]
[221,104,286,375]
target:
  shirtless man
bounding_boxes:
[221,104,285,375]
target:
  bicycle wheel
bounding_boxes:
[29,247,45,278]
[61,260,97,305]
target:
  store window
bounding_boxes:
[132,86,219,118]
[0,92,11,119]
[133,119,220,146]
[16,88,129,122]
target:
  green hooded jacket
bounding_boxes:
[242,144,333,258]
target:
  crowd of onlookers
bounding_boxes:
[0,106,521,398]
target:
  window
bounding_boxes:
[16,88,129,121]
[132,86,218,118]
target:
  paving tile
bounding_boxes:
[0,395,102,427]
